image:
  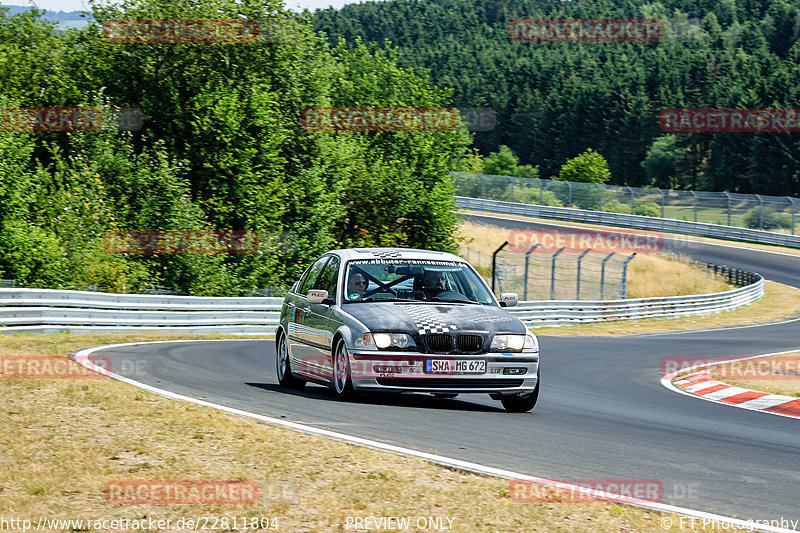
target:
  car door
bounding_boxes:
[303,255,341,380]
[288,256,330,379]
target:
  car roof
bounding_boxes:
[327,248,466,262]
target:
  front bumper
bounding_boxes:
[348,350,539,394]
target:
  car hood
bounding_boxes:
[340,302,525,335]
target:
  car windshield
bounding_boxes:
[342,259,494,304]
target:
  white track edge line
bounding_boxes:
[71,340,794,533]
[661,349,800,420]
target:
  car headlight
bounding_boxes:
[490,334,526,352]
[373,333,415,350]
[355,333,376,348]
[524,332,538,352]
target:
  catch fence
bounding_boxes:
[452,172,800,234]
[490,242,636,300]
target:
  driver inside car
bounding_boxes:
[347,272,368,300]
[422,269,448,299]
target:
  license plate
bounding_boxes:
[425,359,486,375]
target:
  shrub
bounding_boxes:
[550,181,604,210]
[602,198,632,214]
[515,187,563,207]
[634,201,661,217]
[0,221,70,287]
[743,206,793,230]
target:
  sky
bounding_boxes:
[0,0,366,13]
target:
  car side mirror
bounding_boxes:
[499,292,518,307]
[307,289,329,304]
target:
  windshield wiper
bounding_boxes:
[429,297,480,304]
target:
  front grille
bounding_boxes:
[376,378,524,388]
[425,334,453,353]
[456,334,483,353]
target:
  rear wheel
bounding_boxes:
[276,333,305,390]
[500,370,539,413]
[332,339,357,400]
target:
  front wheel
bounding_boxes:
[276,333,305,390]
[332,339,357,401]
[500,370,539,413]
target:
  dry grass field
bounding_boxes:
[457,221,733,298]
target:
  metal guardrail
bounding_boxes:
[0,288,283,335]
[456,196,800,249]
[0,266,764,333]
[510,277,764,327]
[0,288,284,310]
[451,171,800,233]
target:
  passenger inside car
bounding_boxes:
[346,272,369,299]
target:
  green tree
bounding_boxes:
[641,135,687,188]
[557,148,611,184]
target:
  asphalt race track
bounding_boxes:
[94,217,800,523]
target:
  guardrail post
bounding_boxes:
[491,241,510,294]
[575,249,591,300]
[523,244,541,300]
[539,178,544,205]
[756,194,764,230]
[690,190,698,222]
[627,186,635,213]
[618,253,637,299]
[600,252,615,300]
[724,191,731,226]
[550,246,566,300]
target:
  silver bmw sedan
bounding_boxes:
[275,248,540,412]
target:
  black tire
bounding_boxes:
[432,393,459,399]
[332,339,357,400]
[500,370,540,413]
[276,332,305,390]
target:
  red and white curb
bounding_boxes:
[662,350,800,419]
[69,340,796,533]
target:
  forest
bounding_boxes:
[0,0,470,294]
[313,0,800,195]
